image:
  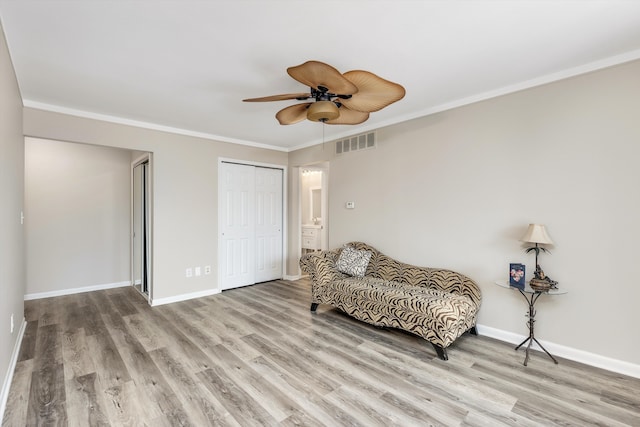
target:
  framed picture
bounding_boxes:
[509,263,525,288]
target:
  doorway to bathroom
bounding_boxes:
[300,165,329,257]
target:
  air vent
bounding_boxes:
[335,131,376,155]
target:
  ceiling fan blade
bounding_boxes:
[243,93,310,102]
[325,108,370,125]
[339,70,406,112]
[287,61,358,95]
[275,103,310,125]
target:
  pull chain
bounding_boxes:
[322,122,325,150]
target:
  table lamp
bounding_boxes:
[520,223,557,290]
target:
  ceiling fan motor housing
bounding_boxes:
[307,100,340,122]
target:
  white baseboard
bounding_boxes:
[24,281,131,300]
[0,317,27,422]
[283,274,302,281]
[477,324,640,379]
[151,288,220,307]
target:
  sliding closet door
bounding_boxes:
[132,156,152,299]
[255,167,283,283]
[219,162,283,290]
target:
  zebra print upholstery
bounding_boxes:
[300,242,482,360]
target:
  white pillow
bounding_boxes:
[336,246,372,278]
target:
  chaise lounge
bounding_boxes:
[300,242,482,360]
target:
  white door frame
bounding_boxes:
[131,152,153,304]
[217,158,287,289]
[320,167,329,250]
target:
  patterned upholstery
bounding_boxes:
[300,242,482,354]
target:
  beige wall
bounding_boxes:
[23,108,288,302]
[290,60,640,367]
[0,21,25,408]
[24,138,132,295]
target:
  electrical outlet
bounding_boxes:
[10,314,14,334]
[195,266,201,276]
[204,265,211,275]
[186,268,193,278]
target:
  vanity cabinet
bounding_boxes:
[302,225,322,250]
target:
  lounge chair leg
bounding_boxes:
[432,343,448,361]
[310,303,319,312]
[469,326,478,335]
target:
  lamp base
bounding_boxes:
[531,264,558,291]
[529,278,552,291]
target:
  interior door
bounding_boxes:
[255,167,283,283]
[219,163,256,289]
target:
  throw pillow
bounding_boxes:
[336,246,372,278]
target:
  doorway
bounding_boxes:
[132,154,152,300]
[300,165,329,257]
[218,160,285,290]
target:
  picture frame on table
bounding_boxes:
[509,263,525,289]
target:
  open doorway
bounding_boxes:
[300,164,329,258]
[24,137,137,299]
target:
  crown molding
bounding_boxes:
[23,100,289,153]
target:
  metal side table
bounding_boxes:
[495,280,567,366]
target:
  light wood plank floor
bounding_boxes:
[3,278,640,426]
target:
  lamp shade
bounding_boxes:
[520,224,554,244]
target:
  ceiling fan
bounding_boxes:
[243,60,405,125]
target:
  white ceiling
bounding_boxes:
[1,1,640,151]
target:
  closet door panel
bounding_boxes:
[255,167,283,283]
[219,163,256,289]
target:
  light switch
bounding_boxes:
[346,201,355,209]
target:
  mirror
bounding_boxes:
[132,159,150,295]
[310,187,322,224]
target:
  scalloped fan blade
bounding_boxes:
[275,103,311,125]
[287,61,358,95]
[325,108,370,125]
[243,93,310,102]
[339,70,405,112]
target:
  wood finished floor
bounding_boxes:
[3,278,640,426]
